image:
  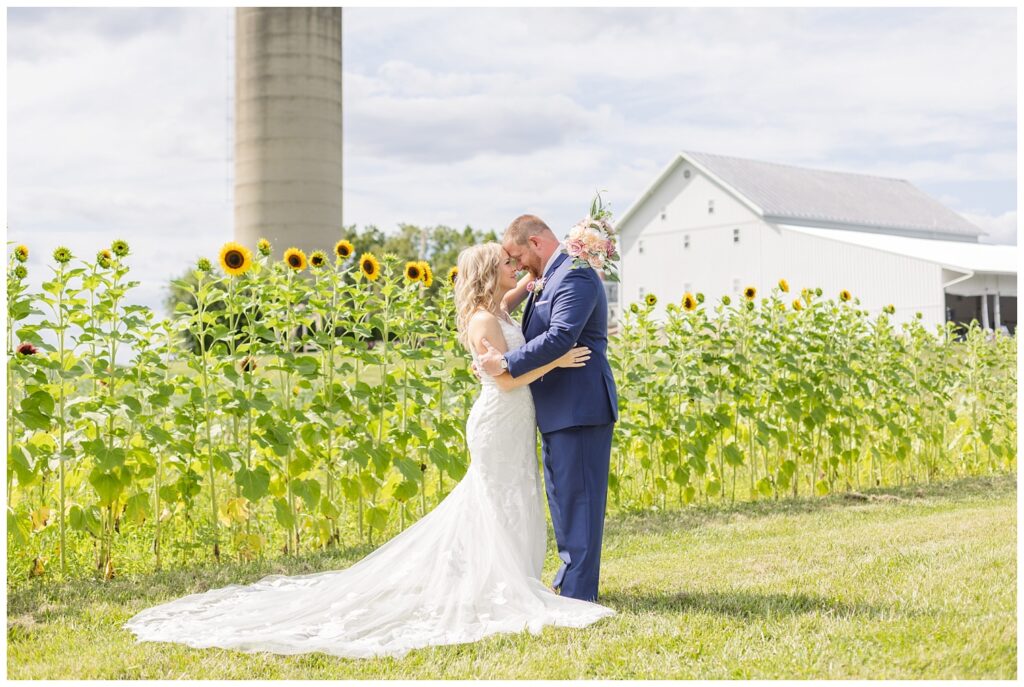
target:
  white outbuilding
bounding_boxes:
[613,151,1017,333]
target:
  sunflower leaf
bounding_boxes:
[235,465,270,502]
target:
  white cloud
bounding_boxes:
[8,8,232,318]
[7,7,1016,323]
[965,211,1018,246]
[345,70,616,163]
[342,7,1015,234]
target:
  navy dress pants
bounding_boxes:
[541,422,614,602]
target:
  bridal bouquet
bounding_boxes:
[564,192,620,282]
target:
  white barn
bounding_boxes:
[614,151,1017,333]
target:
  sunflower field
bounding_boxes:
[5,241,1016,582]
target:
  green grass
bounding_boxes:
[7,473,1016,679]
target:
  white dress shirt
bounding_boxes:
[540,242,564,279]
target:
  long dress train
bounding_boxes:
[123,317,614,658]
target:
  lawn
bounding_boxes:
[7,473,1016,679]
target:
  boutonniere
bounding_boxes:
[527,277,546,296]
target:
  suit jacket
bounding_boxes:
[506,252,619,434]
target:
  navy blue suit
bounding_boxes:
[505,252,618,601]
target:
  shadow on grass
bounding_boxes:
[601,587,920,620]
[605,472,1016,539]
[7,541,379,624]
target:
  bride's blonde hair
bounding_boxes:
[454,243,505,349]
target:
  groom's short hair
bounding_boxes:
[504,215,553,245]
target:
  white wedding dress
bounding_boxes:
[124,317,614,659]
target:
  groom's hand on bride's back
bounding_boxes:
[478,338,590,377]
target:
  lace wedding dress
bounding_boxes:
[124,317,614,658]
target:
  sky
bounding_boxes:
[7,7,1018,319]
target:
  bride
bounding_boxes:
[123,243,615,659]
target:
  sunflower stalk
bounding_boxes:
[195,269,221,562]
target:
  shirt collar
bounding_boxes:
[541,242,563,279]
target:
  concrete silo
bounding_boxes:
[234,8,343,257]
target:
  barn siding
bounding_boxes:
[620,164,946,328]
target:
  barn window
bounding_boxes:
[733,228,740,243]
[638,286,645,300]
[708,199,715,214]
[732,278,740,293]
[684,234,690,249]
[683,169,691,179]
[684,282,691,293]
[638,240,644,254]
[660,208,667,221]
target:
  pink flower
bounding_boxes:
[562,198,621,277]
[528,277,546,294]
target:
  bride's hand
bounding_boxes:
[556,346,591,368]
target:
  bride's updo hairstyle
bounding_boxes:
[454,242,504,349]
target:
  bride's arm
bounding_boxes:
[468,312,589,392]
[500,273,533,314]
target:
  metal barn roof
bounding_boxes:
[685,151,983,239]
[618,151,985,240]
[778,224,1016,275]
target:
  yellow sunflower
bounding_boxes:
[778,278,789,293]
[645,293,657,307]
[309,250,328,269]
[14,245,28,263]
[404,261,423,283]
[793,298,804,311]
[359,253,381,281]
[743,286,757,300]
[283,247,307,272]
[219,241,252,276]
[839,289,852,302]
[256,238,271,256]
[682,293,697,312]
[419,261,433,287]
[447,266,458,285]
[335,239,354,260]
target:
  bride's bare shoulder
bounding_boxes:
[468,308,498,327]
[466,309,508,355]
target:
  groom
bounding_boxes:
[478,214,618,603]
